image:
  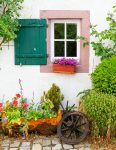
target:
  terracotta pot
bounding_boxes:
[53,64,76,74]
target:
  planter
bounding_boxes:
[1,110,62,136]
[28,110,62,135]
[53,64,76,74]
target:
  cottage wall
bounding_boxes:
[0,0,115,106]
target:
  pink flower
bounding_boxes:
[16,93,21,98]
[0,102,3,107]
[12,99,18,106]
[23,103,29,109]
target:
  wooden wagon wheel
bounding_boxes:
[57,111,89,144]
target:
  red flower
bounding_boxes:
[16,93,21,98]
[0,107,4,112]
[12,99,18,106]
[23,103,29,109]
[0,102,3,107]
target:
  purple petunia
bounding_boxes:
[53,58,79,66]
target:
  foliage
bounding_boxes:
[90,5,116,59]
[0,0,24,47]
[53,58,79,66]
[41,83,64,112]
[91,56,116,94]
[80,90,116,138]
[77,5,116,60]
[28,99,57,120]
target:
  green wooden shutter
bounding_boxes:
[15,19,47,65]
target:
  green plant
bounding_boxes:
[28,100,57,120]
[6,109,21,124]
[91,56,116,94]
[91,5,116,60]
[77,5,116,60]
[0,0,24,47]
[41,83,64,112]
[80,90,116,139]
[27,110,43,120]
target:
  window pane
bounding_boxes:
[67,41,77,57]
[67,24,77,39]
[54,23,64,39]
[54,41,64,57]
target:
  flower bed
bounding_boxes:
[0,93,62,136]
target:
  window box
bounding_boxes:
[53,64,76,74]
[52,58,79,74]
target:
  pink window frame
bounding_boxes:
[40,10,90,73]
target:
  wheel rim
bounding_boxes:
[57,112,89,144]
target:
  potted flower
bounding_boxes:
[52,58,79,74]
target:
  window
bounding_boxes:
[51,20,80,59]
[40,10,90,73]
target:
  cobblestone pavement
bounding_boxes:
[0,135,106,150]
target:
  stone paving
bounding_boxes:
[0,136,106,150]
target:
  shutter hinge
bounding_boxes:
[47,54,49,58]
[20,63,22,67]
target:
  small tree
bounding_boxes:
[90,5,116,59]
[0,0,24,48]
[41,83,64,112]
[78,5,116,60]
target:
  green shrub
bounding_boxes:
[91,56,116,94]
[41,83,64,112]
[81,90,116,137]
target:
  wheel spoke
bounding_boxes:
[74,115,81,126]
[77,122,86,127]
[73,131,77,139]
[61,127,69,132]
[63,121,68,126]
[71,115,74,122]
[67,130,73,138]
[76,128,83,135]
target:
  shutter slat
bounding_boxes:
[16,54,45,58]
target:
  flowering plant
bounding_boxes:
[1,93,29,136]
[53,58,79,66]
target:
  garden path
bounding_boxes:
[0,135,93,150]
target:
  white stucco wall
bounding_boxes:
[0,0,115,106]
